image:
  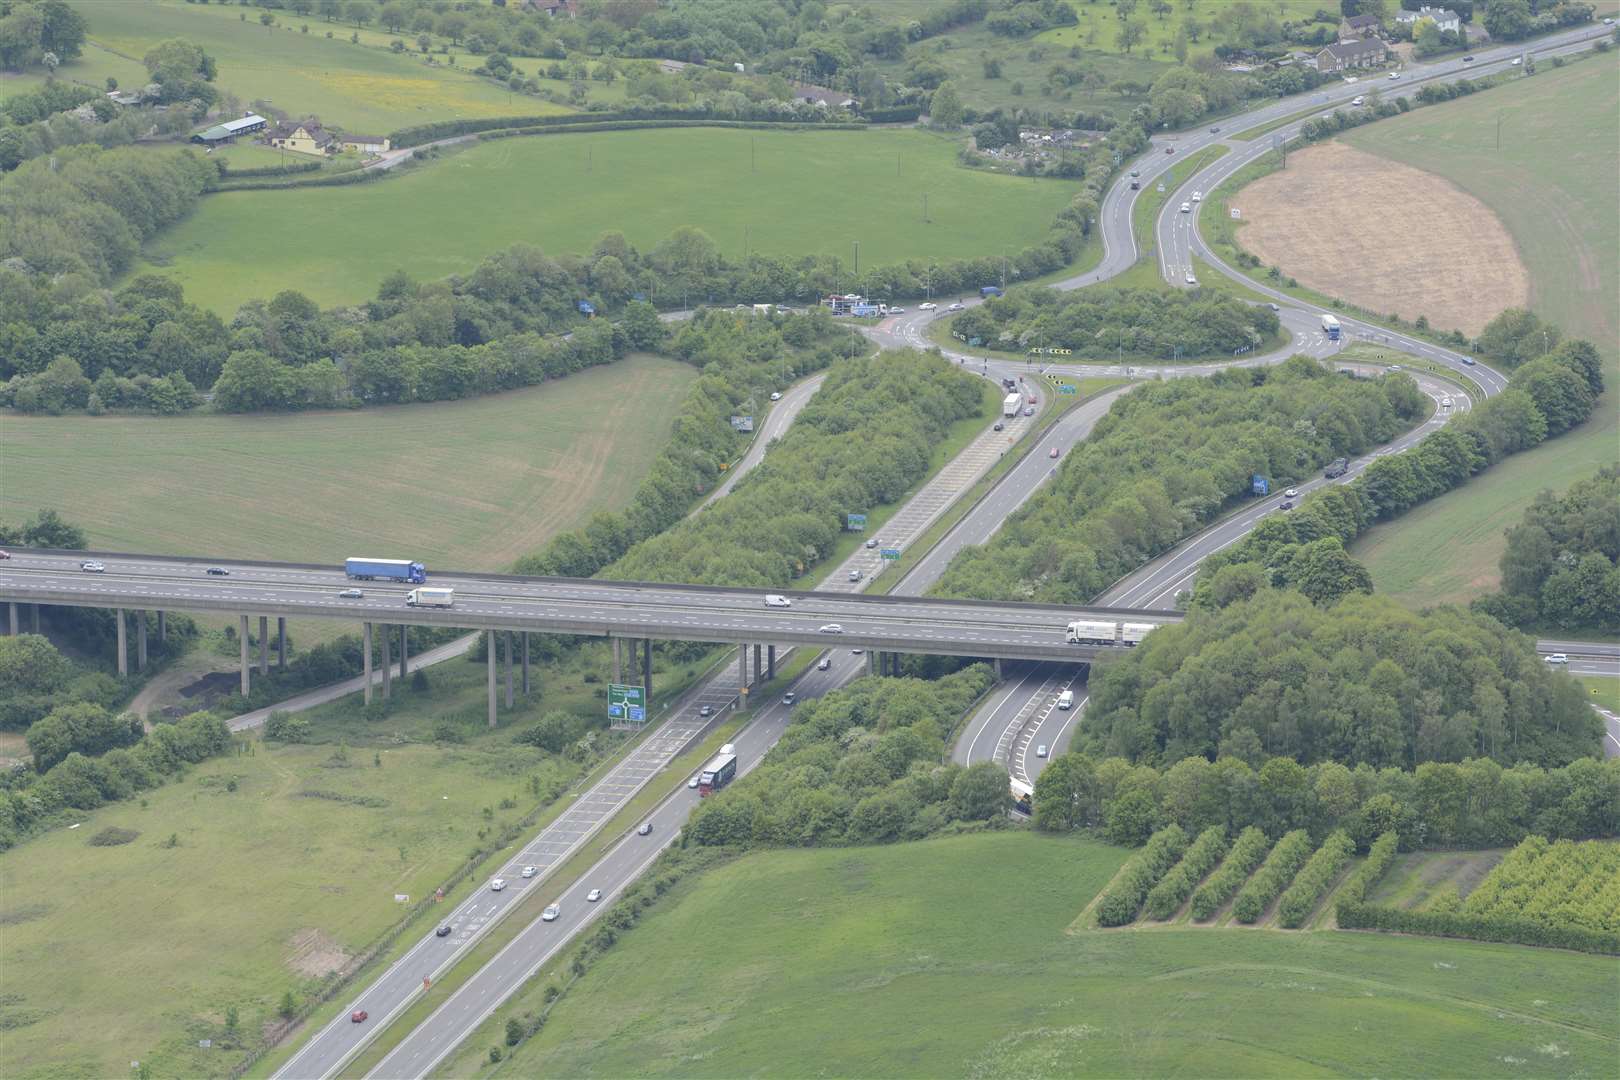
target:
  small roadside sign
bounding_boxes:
[1058,383,1077,395]
[846,513,867,531]
[881,548,901,560]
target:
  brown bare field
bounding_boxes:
[1231,141,1528,335]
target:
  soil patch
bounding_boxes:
[285,928,352,979]
[1231,141,1528,335]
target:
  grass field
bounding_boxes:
[460,832,1618,1078]
[1341,55,1620,606]
[0,354,693,569]
[68,0,572,135]
[1578,676,1619,713]
[0,654,590,1080]
[135,126,1078,313]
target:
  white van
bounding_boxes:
[764,594,791,607]
[1057,690,1075,711]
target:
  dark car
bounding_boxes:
[351,1010,368,1024]
[206,566,230,576]
[435,924,453,937]
[1280,500,1295,511]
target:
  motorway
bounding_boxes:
[131,22,1620,1075]
[0,551,1179,664]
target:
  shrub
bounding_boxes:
[87,826,139,846]
[1335,830,1400,909]
[1142,826,1228,920]
[1276,829,1355,928]
[1231,829,1313,924]
[1094,824,1188,927]
[1189,826,1270,920]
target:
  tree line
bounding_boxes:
[685,666,1016,849]
[514,307,844,580]
[932,357,1426,605]
[602,349,987,588]
[1475,466,1620,634]
[949,284,1281,360]
[1083,588,1602,769]
[1033,740,1618,853]
[1194,326,1603,608]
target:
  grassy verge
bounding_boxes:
[1577,676,1619,713]
[1232,100,1342,141]
[868,377,1130,594]
[469,831,1618,1077]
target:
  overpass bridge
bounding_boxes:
[0,549,1183,724]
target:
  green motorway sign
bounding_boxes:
[608,683,646,722]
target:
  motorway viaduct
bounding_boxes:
[0,550,1182,723]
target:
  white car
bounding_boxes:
[1036,745,1048,759]
[818,624,844,634]
[586,889,602,902]
[1545,653,1569,665]
[1284,488,1299,498]
[542,904,560,922]
[1180,202,1192,213]
[1510,57,1522,66]
[918,302,937,311]
[764,594,791,607]
[1351,96,1364,106]
[889,306,906,314]
[490,878,507,892]
[947,302,964,311]
[1191,191,1201,202]
[1185,271,1197,285]
[817,657,832,670]
[521,865,537,878]
[1388,72,1400,79]
[770,391,782,401]
[688,776,700,789]
[1343,75,1358,83]
[1441,397,1453,409]
[848,569,862,582]
[80,561,105,573]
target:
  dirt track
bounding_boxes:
[1232,142,1528,336]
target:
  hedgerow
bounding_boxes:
[1231,829,1312,924]
[1276,829,1355,928]
[1142,825,1227,920]
[1334,830,1400,909]
[1095,824,1188,927]
[1189,826,1270,921]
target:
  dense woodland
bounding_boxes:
[602,348,986,587]
[1196,327,1603,606]
[1081,589,1603,769]
[1475,467,1620,633]
[686,666,1014,848]
[1034,743,1618,851]
[932,357,1424,604]
[949,284,1282,360]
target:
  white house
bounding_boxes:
[1395,6,1463,35]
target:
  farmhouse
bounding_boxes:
[523,0,578,15]
[1395,6,1463,34]
[191,113,268,145]
[792,83,857,109]
[1315,38,1390,73]
[1338,12,1383,39]
[269,119,335,156]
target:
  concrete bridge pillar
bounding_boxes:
[522,632,530,695]
[993,657,1004,681]
[641,637,652,702]
[278,617,287,669]
[753,644,762,685]
[486,630,497,727]
[258,615,269,676]
[136,611,147,671]
[398,625,408,680]
[767,645,775,681]
[504,631,514,710]
[238,615,249,696]
[6,602,15,636]
[866,650,876,676]
[363,622,373,706]
[116,609,128,677]
[32,603,41,634]
[156,609,164,642]
[380,622,391,701]
[612,637,622,685]
[737,643,748,690]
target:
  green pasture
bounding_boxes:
[0,354,693,570]
[68,0,572,135]
[462,831,1617,1078]
[0,653,592,1080]
[134,126,1079,313]
[1345,55,1620,606]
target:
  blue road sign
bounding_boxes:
[881,548,901,560]
[1252,475,1270,496]
[846,513,867,531]
[1058,383,1077,395]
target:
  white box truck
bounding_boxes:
[405,587,454,608]
[1320,314,1341,341]
[1002,392,1022,417]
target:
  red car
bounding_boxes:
[351,1010,368,1024]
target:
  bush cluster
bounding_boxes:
[1189,826,1270,920]
[1334,829,1400,908]
[1231,828,1313,923]
[1142,825,1228,920]
[1095,824,1189,926]
[1276,828,1355,927]
[1476,465,1619,634]
[934,357,1425,606]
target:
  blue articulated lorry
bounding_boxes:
[345,557,427,583]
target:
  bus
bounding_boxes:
[1010,777,1033,816]
[698,750,738,796]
